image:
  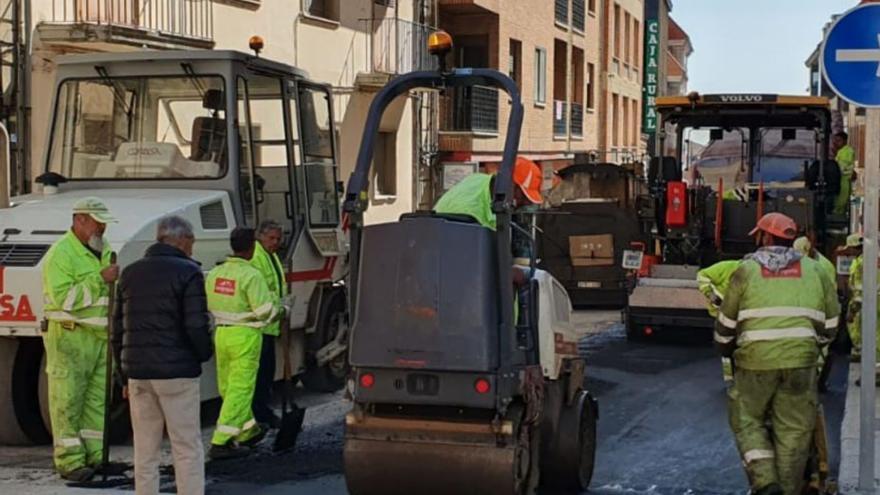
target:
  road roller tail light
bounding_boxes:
[474,378,491,394]
[359,372,375,389]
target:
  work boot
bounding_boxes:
[238,426,267,448]
[752,483,783,495]
[209,442,250,461]
[60,466,96,483]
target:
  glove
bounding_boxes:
[710,294,723,307]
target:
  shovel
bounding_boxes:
[68,252,134,488]
[273,315,305,452]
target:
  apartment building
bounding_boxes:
[665,17,692,96]
[15,0,435,224]
[433,0,603,194]
[598,0,643,163]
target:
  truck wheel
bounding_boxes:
[542,390,597,491]
[301,289,349,393]
[0,337,50,445]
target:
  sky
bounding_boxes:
[671,0,860,95]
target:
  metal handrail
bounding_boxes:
[50,0,213,41]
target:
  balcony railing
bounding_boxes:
[49,0,213,43]
[363,17,437,75]
[441,85,499,134]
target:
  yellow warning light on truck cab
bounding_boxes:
[427,31,453,56]
[249,35,265,55]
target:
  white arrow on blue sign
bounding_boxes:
[821,3,880,107]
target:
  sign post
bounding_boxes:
[822,4,880,491]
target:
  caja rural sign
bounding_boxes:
[642,19,660,133]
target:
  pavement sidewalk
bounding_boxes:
[838,363,880,493]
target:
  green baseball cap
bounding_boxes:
[72,196,118,224]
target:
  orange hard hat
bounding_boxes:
[749,212,798,240]
[513,157,543,204]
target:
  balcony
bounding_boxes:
[441,85,499,135]
[360,17,436,79]
[39,0,214,50]
[438,0,500,14]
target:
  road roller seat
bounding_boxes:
[350,213,501,373]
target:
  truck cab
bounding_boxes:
[0,50,348,444]
[626,93,846,340]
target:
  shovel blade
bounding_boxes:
[273,406,306,453]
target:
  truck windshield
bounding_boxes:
[683,127,749,190]
[682,127,815,189]
[47,75,227,180]
[754,128,816,184]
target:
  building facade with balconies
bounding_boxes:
[598,0,643,163]
[434,0,602,192]
[20,0,436,224]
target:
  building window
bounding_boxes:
[588,0,596,14]
[612,93,619,147]
[535,47,547,104]
[624,12,631,66]
[373,131,397,197]
[622,96,629,148]
[555,0,568,25]
[633,19,641,68]
[631,98,639,147]
[613,4,621,60]
[586,62,595,109]
[573,0,586,32]
[305,0,339,22]
[510,39,522,89]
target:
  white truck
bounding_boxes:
[0,49,349,444]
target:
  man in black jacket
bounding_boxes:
[113,215,212,495]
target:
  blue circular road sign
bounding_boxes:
[822,3,880,107]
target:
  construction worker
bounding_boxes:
[832,131,856,215]
[206,227,281,460]
[251,220,288,429]
[794,236,838,392]
[848,238,880,375]
[715,212,839,495]
[845,235,865,360]
[435,156,543,290]
[41,197,119,482]
[697,259,741,383]
[435,156,543,230]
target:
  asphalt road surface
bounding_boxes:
[0,314,847,495]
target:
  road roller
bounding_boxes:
[341,32,598,495]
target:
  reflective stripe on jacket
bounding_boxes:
[206,257,280,332]
[41,230,113,332]
[715,252,839,370]
[249,242,287,337]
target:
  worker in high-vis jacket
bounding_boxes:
[794,236,839,390]
[715,213,839,495]
[848,241,880,370]
[832,131,856,216]
[250,220,288,428]
[206,227,281,460]
[41,197,119,482]
[435,157,544,313]
[697,259,741,383]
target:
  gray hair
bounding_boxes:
[156,215,195,243]
[258,219,283,235]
